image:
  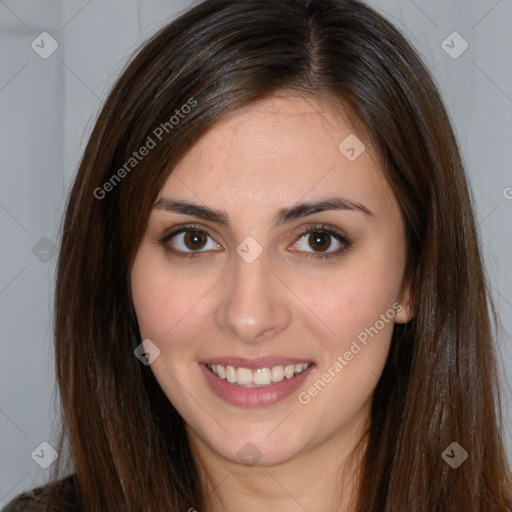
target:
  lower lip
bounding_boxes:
[200,363,314,407]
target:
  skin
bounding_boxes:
[130,93,413,511]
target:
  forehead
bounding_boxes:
[156,94,396,222]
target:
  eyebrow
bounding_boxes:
[154,197,374,228]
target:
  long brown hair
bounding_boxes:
[41,0,512,510]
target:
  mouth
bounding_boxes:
[206,362,312,387]
[200,358,315,407]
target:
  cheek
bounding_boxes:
[304,261,403,349]
[131,270,171,341]
[296,267,401,432]
[131,245,208,343]
[294,241,406,408]
[130,247,204,407]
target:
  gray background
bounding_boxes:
[1,0,511,505]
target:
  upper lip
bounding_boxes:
[200,356,314,369]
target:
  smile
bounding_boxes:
[206,363,312,387]
[200,359,315,407]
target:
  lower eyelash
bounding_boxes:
[164,244,209,259]
[160,224,209,259]
[297,226,351,260]
[160,224,351,260]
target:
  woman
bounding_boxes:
[4,0,511,510]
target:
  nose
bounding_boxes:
[214,248,292,344]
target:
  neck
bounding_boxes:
[187,413,369,512]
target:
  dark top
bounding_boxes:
[2,494,39,512]
[1,475,79,512]
[4,475,511,511]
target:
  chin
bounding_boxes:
[188,421,308,467]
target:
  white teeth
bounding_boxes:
[294,363,308,374]
[253,367,272,386]
[284,365,295,379]
[226,365,237,383]
[207,362,311,387]
[236,367,253,386]
[271,365,285,383]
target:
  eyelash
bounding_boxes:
[159,223,352,261]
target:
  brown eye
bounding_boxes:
[308,232,332,252]
[183,231,208,250]
[291,225,351,260]
[161,226,221,257]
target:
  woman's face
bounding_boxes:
[131,94,411,467]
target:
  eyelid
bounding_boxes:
[160,222,347,243]
[292,223,348,243]
[159,223,216,244]
[289,223,351,259]
[159,222,352,259]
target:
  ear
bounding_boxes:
[394,276,414,324]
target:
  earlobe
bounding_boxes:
[395,279,414,323]
[394,302,414,324]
